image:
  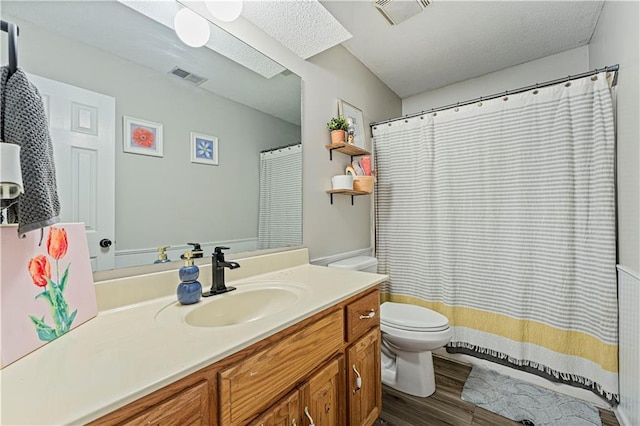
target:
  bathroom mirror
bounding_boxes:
[1,1,302,272]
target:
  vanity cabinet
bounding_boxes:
[248,391,299,426]
[300,356,346,426]
[347,329,382,426]
[91,286,381,426]
[219,310,344,425]
[120,381,210,426]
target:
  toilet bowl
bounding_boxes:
[380,302,452,397]
[327,256,452,398]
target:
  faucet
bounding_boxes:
[203,246,240,297]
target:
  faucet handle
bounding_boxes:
[188,242,203,258]
[213,246,230,261]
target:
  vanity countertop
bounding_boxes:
[0,258,387,425]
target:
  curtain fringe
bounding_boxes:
[447,341,620,404]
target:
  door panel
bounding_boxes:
[28,74,115,271]
[300,356,345,426]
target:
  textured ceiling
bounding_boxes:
[321,0,605,98]
[241,0,352,59]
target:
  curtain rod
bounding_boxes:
[370,64,619,128]
[260,142,301,154]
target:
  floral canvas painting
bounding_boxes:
[0,223,98,368]
[190,132,218,165]
[123,116,163,157]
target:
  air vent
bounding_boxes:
[168,66,208,86]
[373,0,430,26]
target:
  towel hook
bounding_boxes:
[0,20,19,77]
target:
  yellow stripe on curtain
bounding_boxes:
[381,293,618,373]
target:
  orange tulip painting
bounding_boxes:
[27,255,51,288]
[27,227,77,342]
[47,226,68,260]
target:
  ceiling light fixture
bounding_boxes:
[174,7,210,47]
[204,1,243,23]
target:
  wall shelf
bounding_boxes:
[325,143,370,161]
[326,189,370,205]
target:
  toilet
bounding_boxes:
[328,255,452,398]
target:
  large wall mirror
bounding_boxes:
[1,1,302,272]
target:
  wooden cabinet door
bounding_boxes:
[249,391,299,426]
[219,311,343,425]
[120,381,209,426]
[347,328,381,426]
[299,356,345,426]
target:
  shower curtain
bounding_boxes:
[257,144,302,250]
[373,74,618,401]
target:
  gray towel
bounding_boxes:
[1,66,60,236]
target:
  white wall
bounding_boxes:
[403,46,589,115]
[3,17,301,253]
[589,2,640,424]
[589,0,640,275]
[212,17,402,261]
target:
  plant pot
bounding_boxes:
[330,130,346,145]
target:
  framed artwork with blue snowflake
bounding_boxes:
[190,132,218,165]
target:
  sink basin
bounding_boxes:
[183,281,309,327]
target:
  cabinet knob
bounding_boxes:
[359,309,376,320]
[99,238,112,248]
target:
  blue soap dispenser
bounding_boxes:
[177,251,202,305]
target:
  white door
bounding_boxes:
[29,74,116,272]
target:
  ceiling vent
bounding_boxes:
[168,66,208,86]
[373,0,430,26]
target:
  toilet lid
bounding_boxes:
[380,302,450,332]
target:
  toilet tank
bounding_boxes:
[327,256,378,273]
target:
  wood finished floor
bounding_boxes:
[375,356,619,426]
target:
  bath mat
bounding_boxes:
[461,366,601,426]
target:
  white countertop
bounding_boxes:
[0,261,386,425]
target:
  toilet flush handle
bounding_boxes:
[359,309,376,320]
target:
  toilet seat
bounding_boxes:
[380,302,450,332]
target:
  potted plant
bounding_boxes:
[327,116,349,145]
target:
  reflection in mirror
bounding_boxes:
[1,1,302,272]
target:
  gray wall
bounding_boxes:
[211,18,403,261]
[403,47,589,114]
[5,18,301,251]
[589,0,640,274]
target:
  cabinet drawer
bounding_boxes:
[345,289,380,342]
[121,381,209,426]
[219,310,344,425]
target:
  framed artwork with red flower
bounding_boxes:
[190,132,218,165]
[123,116,163,157]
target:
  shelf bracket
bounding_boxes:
[328,193,355,205]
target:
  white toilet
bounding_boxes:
[328,255,452,398]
